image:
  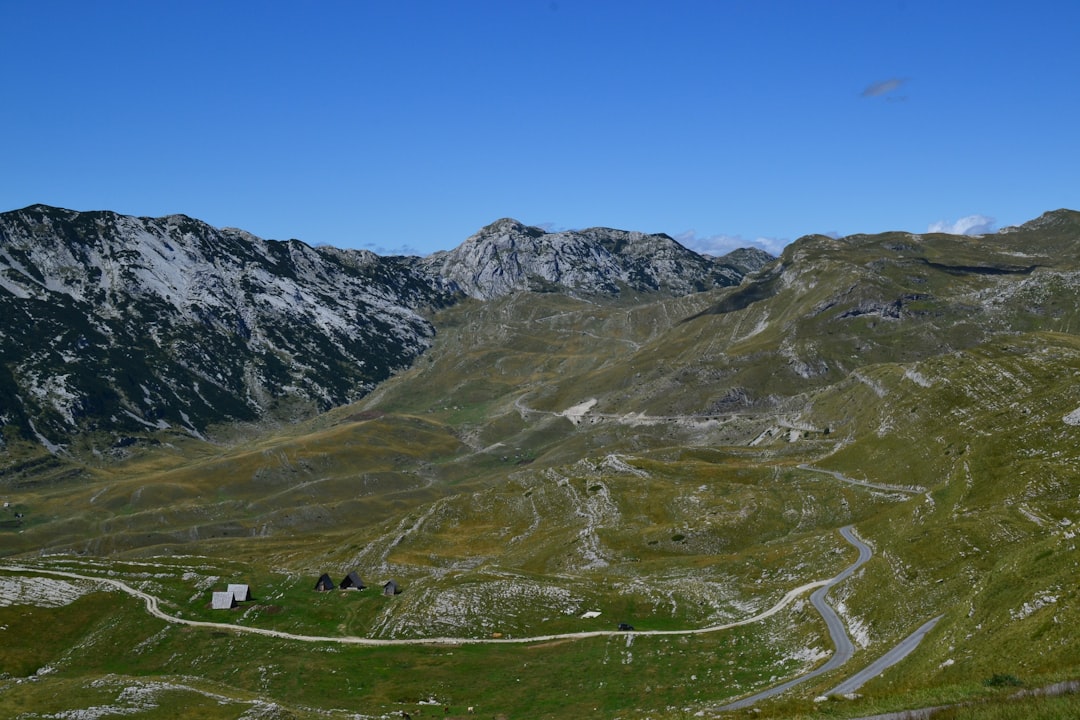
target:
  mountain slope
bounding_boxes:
[0,204,452,450]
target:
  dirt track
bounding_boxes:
[0,561,830,645]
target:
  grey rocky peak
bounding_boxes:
[421,218,771,300]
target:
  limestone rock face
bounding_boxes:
[421,218,772,300]
[0,205,450,447]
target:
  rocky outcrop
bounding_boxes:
[420,218,772,300]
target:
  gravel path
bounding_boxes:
[799,464,927,495]
[0,564,830,646]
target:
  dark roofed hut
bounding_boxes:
[340,571,366,590]
[383,580,400,596]
[314,573,335,592]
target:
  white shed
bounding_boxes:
[228,583,251,602]
[212,591,237,609]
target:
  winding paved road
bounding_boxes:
[717,525,872,711]
[826,614,945,697]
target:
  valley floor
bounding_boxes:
[1,524,944,715]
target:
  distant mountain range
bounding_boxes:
[0,205,770,451]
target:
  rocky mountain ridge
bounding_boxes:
[420,217,772,299]
[0,204,769,451]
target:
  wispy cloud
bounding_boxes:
[359,241,423,256]
[927,214,996,235]
[861,77,908,97]
[537,222,573,233]
[675,230,787,257]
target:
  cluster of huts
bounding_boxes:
[211,583,251,609]
[315,571,401,596]
[211,574,401,610]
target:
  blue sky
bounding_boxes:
[2,1,1078,257]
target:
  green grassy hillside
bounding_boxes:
[3,221,1080,718]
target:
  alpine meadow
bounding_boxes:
[2,204,1080,720]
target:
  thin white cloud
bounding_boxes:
[861,77,908,97]
[360,241,423,256]
[927,214,996,236]
[675,230,786,257]
[536,221,576,233]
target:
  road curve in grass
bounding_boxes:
[0,529,872,648]
[716,525,873,711]
[825,613,945,697]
